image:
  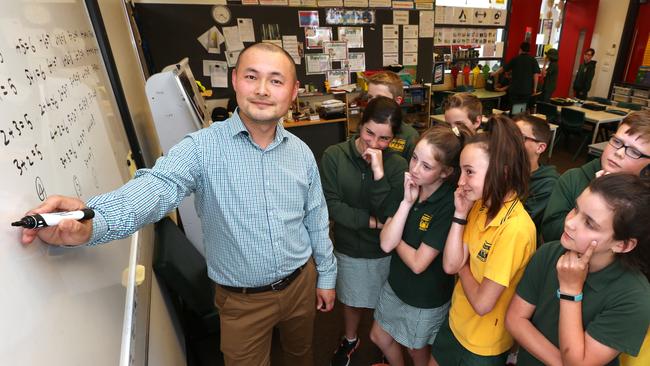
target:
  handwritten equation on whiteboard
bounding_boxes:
[0,28,104,186]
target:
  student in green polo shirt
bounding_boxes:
[321,96,407,366]
[506,173,650,366]
[367,71,420,161]
[513,114,559,243]
[431,115,536,366]
[369,123,471,366]
[542,111,650,242]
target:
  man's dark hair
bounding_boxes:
[520,42,530,53]
[586,48,595,56]
[235,42,297,81]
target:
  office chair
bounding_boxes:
[154,218,222,364]
[555,107,589,161]
[616,101,644,111]
[536,102,559,123]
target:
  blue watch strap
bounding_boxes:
[556,289,583,302]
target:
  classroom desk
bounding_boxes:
[560,104,630,144]
[588,141,608,157]
[442,88,506,109]
[442,88,506,100]
[430,114,445,124]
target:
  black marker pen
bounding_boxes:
[11,208,95,229]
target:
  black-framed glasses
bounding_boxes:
[608,136,650,159]
[522,134,543,143]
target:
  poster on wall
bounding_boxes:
[305,53,331,74]
[338,27,363,48]
[326,8,375,25]
[323,41,348,61]
[305,27,332,49]
[346,52,366,72]
[326,69,350,87]
[490,8,507,26]
[298,11,320,27]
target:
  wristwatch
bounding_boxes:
[556,289,583,302]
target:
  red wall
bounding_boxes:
[556,0,599,96]
[625,3,650,82]
[505,0,543,62]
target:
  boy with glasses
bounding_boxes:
[513,114,559,242]
[542,111,650,242]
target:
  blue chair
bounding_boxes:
[536,102,559,123]
[555,107,589,161]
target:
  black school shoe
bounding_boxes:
[330,337,360,366]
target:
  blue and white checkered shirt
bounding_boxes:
[87,111,337,289]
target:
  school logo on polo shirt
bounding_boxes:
[477,240,492,261]
[389,138,406,152]
[419,214,432,231]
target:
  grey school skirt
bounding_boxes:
[334,251,390,308]
[374,282,450,349]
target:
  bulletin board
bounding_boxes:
[133,3,434,99]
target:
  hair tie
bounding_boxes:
[452,125,460,137]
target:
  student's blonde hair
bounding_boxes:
[367,71,404,99]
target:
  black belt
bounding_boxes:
[220,264,305,294]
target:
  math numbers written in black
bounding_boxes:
[1,113,34,146]
[0,77,19,102]
[59,147,79,169]
[12,144,44,176]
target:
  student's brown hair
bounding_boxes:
[589,173,650,278]
[512,113,552,144]
[466,115,530,219]
[361,96,402,136]
[620,110,650,142]
[444,93,483,125]
[367,71,404,99]
[418,123,472,183]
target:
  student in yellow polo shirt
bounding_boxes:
[431,115,537,366]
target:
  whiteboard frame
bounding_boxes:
[86,0,146,169]
[85,1,152,364]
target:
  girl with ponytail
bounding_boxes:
[431,115,537,365]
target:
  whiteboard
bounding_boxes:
[0,1,137,365]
